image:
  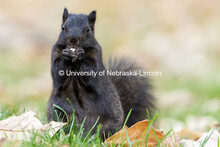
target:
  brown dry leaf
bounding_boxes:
[0,111,67,142]
[177,129,202,140]
[104,119,165,147]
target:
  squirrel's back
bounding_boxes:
[108,57,155,127]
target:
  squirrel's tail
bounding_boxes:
[108,57,156,127]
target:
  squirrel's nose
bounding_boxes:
[68,36,79,46]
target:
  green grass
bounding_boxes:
[158,74,220,100]
[0,104,103,147]
[155,71,220,123]
[0,51,47,85]
[0,105,176,147]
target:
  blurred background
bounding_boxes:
[0,0,220,131]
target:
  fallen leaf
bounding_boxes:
[177,129,202,140]
[180,129,220,147]
[104,120,165,146]
[0,111,67,142]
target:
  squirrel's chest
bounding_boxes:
[59,77,97,102]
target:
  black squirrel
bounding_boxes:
[47,8,155,139]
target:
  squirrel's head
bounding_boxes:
[60,8,97,48]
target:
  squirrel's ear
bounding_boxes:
[62,8,69,23]
[88,10,96,30]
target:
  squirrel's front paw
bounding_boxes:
[74,48,85,61]
[62,48,85,62]
[62,49,77,62]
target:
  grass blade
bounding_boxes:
[83,116,100,142]
[141,111,159,147]
[124,128,132,147]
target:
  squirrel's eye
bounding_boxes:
[61,25,65,31]
[86,27,90,32]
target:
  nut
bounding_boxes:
[69,48,76,53]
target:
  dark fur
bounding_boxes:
[108,57,155,127]
[47,8,155,139]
